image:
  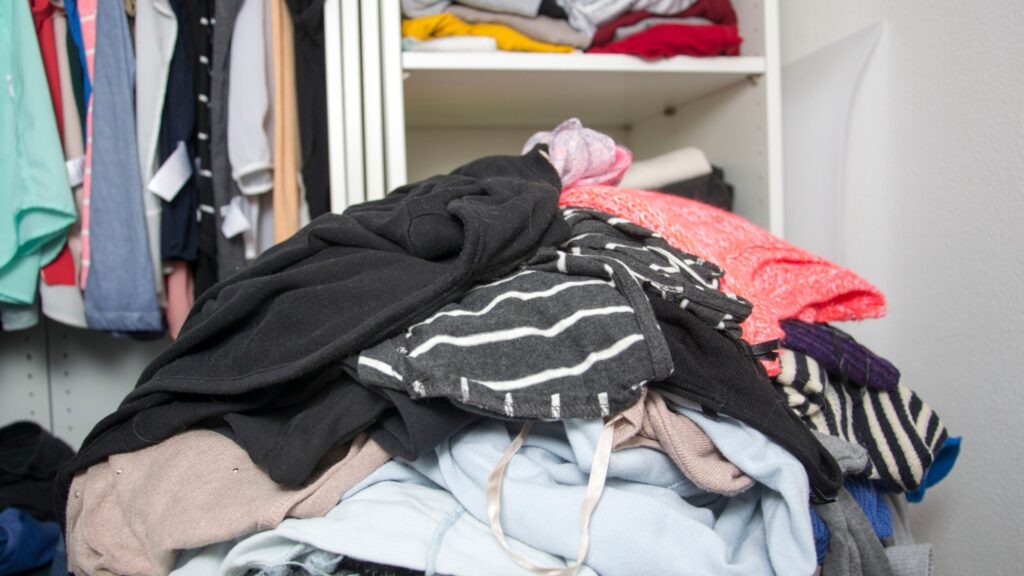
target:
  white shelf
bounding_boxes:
[403,53,765,128]
[403,52,765,73]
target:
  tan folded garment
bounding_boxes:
[67,430,390,576]
[613,389,754,496]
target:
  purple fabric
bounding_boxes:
[523,118,632,188]
[781,320,900,391]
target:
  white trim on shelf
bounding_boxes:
[403,52,766,75]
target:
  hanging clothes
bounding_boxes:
[0,0,77,308]
[184,0,218,297]
[82,0,163,331]
[63,0,87,135]
[29,0,64,136]
[39,6,88,328]
[229,0,274,260]
[271,0,303,242]
[285,0,331,219]
[210,0,249,281]
[32,0,83,329]
[134,0,179,310]
[63,0,91,104]
[158,0,200,338]
[76,0,96,291]
[158,0,201,264]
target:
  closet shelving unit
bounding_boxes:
[348,0,784,235]
[1,0,783,451]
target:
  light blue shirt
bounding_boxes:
[176,410,815,576]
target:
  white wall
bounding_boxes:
[405,126,629,183]
[780,2,1024,574]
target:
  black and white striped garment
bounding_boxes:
[357,209,749,421]
[555,209,753,337]
[774,348,948,492]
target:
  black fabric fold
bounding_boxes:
[284,0,330,219]
[1,421,74,523]
[647,296,843,502]
[657,165,734,212]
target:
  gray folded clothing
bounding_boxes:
[815,488,895,576]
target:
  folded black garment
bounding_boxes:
[648,297,843,502]
[58,147,567,526]
[333,557,425,576]
[0,422,74,523]
[338,359,481,461]
[657,165,734,212]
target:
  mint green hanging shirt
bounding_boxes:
[1,0,77,305]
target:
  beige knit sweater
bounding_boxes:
[66,430,389,576]
[612,389,754,496]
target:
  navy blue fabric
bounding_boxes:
[810,509,828,565]
[0,508,60,576]
[159,0,200,262]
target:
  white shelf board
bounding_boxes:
[403,53,765,127]
[404,52,764,73]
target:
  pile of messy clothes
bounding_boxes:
[55,121,959,576]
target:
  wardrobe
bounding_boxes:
[0,0,783,451]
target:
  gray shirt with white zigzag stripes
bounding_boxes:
[357,209,752,420]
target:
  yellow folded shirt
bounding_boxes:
[402,13,574,53]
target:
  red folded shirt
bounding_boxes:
[587,24,742,58]
[591,0,738,48]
